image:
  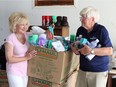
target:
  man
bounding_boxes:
[71,6,113,87]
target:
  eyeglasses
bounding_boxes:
[80,16,87,21]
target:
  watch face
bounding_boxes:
[91,50,94,54]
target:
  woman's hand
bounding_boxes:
[25,50,37,60]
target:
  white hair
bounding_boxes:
[80,6,100,22]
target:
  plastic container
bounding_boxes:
[86,39,99,60]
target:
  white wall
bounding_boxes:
[0,0,116,48]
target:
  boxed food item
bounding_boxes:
[28,46,79,84]
[28,76,67,87]
[0,70,9,87]
[66,70,78,87]
[28,69,78,87]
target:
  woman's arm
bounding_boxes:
[5,42,37,63]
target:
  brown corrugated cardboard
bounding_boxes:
[67,70,78,87]
[28,77,67,87]
[28,69,78,87]
[0,70,9,87]
[27,46,79,84]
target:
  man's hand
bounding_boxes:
[79,44,92,55]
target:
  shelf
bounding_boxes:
[28,25,69,37]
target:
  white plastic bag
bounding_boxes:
[52,40,65,52]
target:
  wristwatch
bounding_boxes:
[91,49,94,54]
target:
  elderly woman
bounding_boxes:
[5,12,37,87]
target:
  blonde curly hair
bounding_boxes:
[9,12,30,33]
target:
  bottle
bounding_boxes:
[70,34,76,43]
[55,16,62,27]
[87,39,99,48]
[76,35,82,41]
[86,39,99,60]
[28,34,38,46]
[74,35,87,49]
[78,38,88,49]
[52,15,57,25]
[38,34,47,47]
[46,16,50,26]
[42,16,46,26]
[61,16,69,26]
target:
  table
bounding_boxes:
[107,69,116,87]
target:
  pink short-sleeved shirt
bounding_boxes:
[5,33,30,76]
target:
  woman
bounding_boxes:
[5,12,37,87]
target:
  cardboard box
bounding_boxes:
[28,69,78,87]
[0,70,9,87]
[28,46,79,84]
[67,70,78,87]
[28,77,67,87]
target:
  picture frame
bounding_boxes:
[34,0,74,6]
